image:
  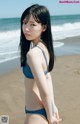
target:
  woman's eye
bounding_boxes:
[31,24,36,26]
[23,21,27,25]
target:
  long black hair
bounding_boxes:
[20,4,55,72]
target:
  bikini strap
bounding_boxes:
[36,45,48,69]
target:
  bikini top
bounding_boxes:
[22,45,49,79]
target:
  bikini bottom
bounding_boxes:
[25,107,47,119]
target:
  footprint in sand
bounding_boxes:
[74,69,80,75]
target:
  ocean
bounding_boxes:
[0,14,80,63]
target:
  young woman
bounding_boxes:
[20,4,61,124]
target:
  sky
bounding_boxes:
[0,0,80,18]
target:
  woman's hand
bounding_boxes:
[49,116,62,124]
[49,105,62,124]
[53,105,62,124]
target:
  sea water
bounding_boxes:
[0,14,80,63]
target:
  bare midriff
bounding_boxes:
[24,77,44,110]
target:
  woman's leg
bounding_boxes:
[24,114,48,124]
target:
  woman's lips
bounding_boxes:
[25,33,31,36]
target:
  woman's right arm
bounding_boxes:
[27,48,60,123]
[47,73,62,123]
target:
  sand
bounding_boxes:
[0,54,80,124]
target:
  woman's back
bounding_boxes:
[23,42,50,110]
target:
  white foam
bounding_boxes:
[0,51,20,55]
[0,21,80,63]
[0,56,20,64]
[54,42,64,48]
[0,29,20,41]
[52,22,80,40]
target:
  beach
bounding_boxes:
[0,36,80,124]
[0,55,80,124]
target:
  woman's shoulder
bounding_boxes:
[27,46,40,56]
[27,42,49,63]
[27,46,41,62]
[27,46,43,68]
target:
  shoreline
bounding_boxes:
[0,35,80,75]
[0,57,20,75]
[54,35,80,56]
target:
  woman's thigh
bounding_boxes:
[24,114,48,124]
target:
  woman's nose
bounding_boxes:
[25,24,30,31]
[25,25,30,31]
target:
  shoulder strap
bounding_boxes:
[36,45,48,68]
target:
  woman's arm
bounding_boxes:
[46,73,55,103]
[47,71,62,124]
[47,73,57,111]
[27,48,54,122]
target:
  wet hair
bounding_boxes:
[20,4,55,72]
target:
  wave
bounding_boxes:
[0,56,20,64]
[0,21,80,63]
[0,51,20,55]
[54,42,64,48]
[0,41,64,56]
[0,22,80,42]
[0,29,20,41]
[52,22,80,40]
[0,41,64,63]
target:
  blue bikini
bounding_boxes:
[22,45,48,79]
[22,45,49,119]
[25,107,47,119]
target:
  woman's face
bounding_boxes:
[22,14,44,42]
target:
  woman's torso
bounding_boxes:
[23,42,50,110]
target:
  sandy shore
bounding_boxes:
[0,54,80,124]
[54,36,80,56]
[52,55,80,124]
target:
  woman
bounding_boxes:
[20,4,61,124]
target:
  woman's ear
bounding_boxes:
[42,25,47,32]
